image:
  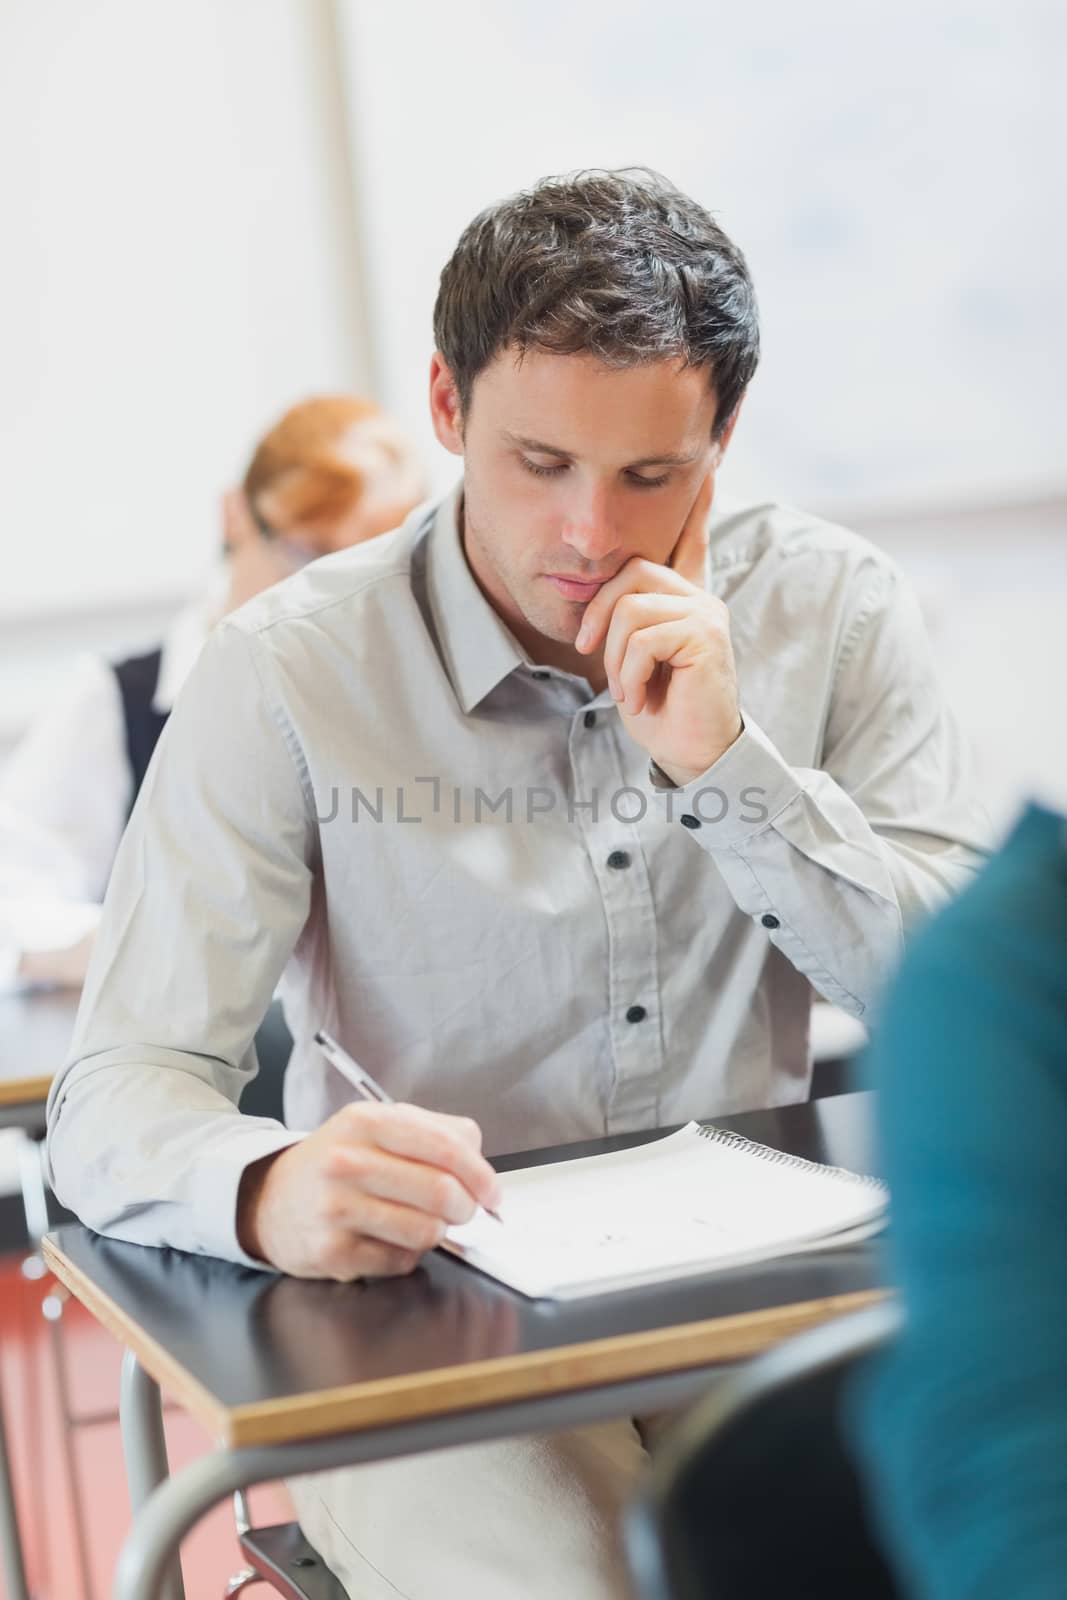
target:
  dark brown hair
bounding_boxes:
[433,168,760,438]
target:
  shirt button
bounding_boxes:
[532,670,549,681]
[583,709,597,729]
[761,913,780,930]
[606,850,631,870]
[625,1004,647,1024]
[680,814,702,830]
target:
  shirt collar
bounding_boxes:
[425,483,527,714]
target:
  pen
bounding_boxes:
[314,1028,503,1224]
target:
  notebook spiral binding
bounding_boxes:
[696,1123,888,1197]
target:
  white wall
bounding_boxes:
[336,0,1066,515]
[1,0,371,626]
[850,498,1067,836]
[333,0,1067,827]
[3,1,1064,828]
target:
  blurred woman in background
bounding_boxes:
[0,395,423,992]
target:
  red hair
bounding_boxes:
[242,396,384,530]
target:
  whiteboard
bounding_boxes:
[337,0,1067,513]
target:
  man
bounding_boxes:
[48,170,986,1597]
[0,394,422,993]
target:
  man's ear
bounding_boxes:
[428,352,465,457]
[714,396,745,460]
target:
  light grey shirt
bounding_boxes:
[47,488,988,1267]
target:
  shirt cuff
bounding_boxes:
[648,716,804,850]
[193,1121,306,1272]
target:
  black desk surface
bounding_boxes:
[0,989,79,1110]
[44,1093,888,1448]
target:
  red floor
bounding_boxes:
[0,1251,293,1600]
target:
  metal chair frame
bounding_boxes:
[625,1300,903,1600]
[16,1003,329,1599]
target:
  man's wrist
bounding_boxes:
[651,719,745,790]
[235,1148,286,1264]
[651,760,704,790]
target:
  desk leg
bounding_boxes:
[112,1448,258,1600]
[0,1380,31,1600]
[110,1365,734,1600]
[118,1353,184,1600]
[16,1132,50,1254]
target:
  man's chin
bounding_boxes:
[518,601,582,648]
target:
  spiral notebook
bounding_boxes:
[443,1122,887,1301]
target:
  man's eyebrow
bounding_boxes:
[504,432,698,468]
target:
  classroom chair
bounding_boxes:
[226,1493,344,1598]
[624,1300,903,1600]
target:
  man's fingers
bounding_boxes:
[575,473,713,657]
[602,593,696,696]
[340,1193,450,1255]
[318,1238,423,1284]
[451,1114,484,1149]
[326,1143,480,1226]
[346,1102,501,1209]
[615,620,700,715]
[668,471,714,587]
[576,561,692,655]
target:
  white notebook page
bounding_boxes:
[444,1122,886,1300]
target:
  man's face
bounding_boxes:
[433,348,723,652]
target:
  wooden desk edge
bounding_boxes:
[0,1074,52,1111]
[226,1286,890,1449]
[43,1235,890,1450]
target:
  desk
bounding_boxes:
[44,1092,888,1600]
[0,990,78,1600]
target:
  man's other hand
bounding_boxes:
[574,472,743,785]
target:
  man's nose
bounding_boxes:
[560,484,622,564]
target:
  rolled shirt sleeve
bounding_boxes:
[650,561,989,1018]
[46,622,314,1266]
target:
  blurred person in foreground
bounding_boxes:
[48,170,989,1597]
[0,396,423,993]
[851,799,1067,1600]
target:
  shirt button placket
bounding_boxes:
[567,706,664,1132]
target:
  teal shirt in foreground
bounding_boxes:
[853,803,1067,1600]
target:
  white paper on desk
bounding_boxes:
[443,1122,887,1301]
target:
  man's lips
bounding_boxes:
[545,574,610,602]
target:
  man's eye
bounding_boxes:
[626,472,670,490]
[521,458,568,479]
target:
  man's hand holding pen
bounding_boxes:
[237,1100,503,1282]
